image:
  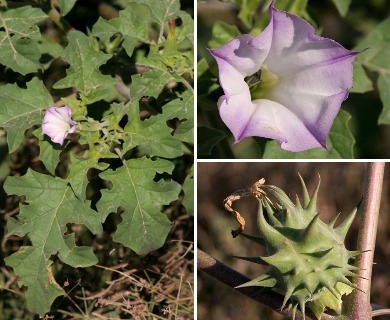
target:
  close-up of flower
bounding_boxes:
[208,0,360,152]
[42,106,78,145]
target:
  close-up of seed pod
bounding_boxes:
[197,163,390,320]
[234,176,360,319]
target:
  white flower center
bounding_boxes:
[249,66,279,100]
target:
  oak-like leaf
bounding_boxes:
[53,31,115,103]
[4,170,102,315]
[0,6,47,74]
[0,78,53,153]
[97,157,181,255]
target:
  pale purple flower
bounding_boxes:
[42,106,78,145]
[209,1,361,152]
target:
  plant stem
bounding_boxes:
[197,249,335,320]
[347,162,385,319]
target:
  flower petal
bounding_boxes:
[42,106,78,145]
[209,33,266,77]
[209,0,360,153]
[263,5,359,78]
[257,4,360,149]
[238,99,325,152]
[213,54,255,139]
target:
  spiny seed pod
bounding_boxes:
[234,175,360,320]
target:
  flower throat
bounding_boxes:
[245,67,279,100]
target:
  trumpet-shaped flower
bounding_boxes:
[209,1,361,152]
[42,106,78,145]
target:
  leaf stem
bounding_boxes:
[347,162,385,319]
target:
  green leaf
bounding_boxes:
[135,43,190,85]
[0,133,10,181]
[252,0,309,31]
[53,31,115,103]
[354,18,390,125]
[350,63,373,94]
[32,127,62,175]
[197,126,226,156]
[197,58,220,95]
[208,21,241,50]
[0,6,47,74]
[129,0,181,27]
[66,153,109,200]
[4,170,102,315]
[57,0,77,16]
[175,11,194,48]
[377,73,390,124]
[161,90,194,144]
[92,3,150,57]
[182,166,193,215]
[97,157,181,254]
[122,102,184,158]
[124,70,189,156]
[229,0,261,29]
[38,139,62,175]
[274,0,308,15]
[0,78,53,153]
[130,69,181,102]
[331,0,351,17]
[263,110,354,159]
[5,249,64,316]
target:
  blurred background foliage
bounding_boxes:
[198,0,390,158]
[198,162,390,319]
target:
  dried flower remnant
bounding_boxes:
[223,178,266,237]
[209,0,361,152]
[42,106,78,145]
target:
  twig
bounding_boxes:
[372,309,390,317]
[197,249,334,320]
[347,162,385,319]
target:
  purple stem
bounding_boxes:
[347,162,385,319]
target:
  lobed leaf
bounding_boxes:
[0,78,53,153]
[53,31,115,103]
[92,3,151,57]
[122,89,192,157]
[130,0,181,28]
[97,157,181,255]
[130,69,182,102]
[123,107,184,158]
[66,153,109,200]
[0,6,47,74]
[4,170,102,315]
